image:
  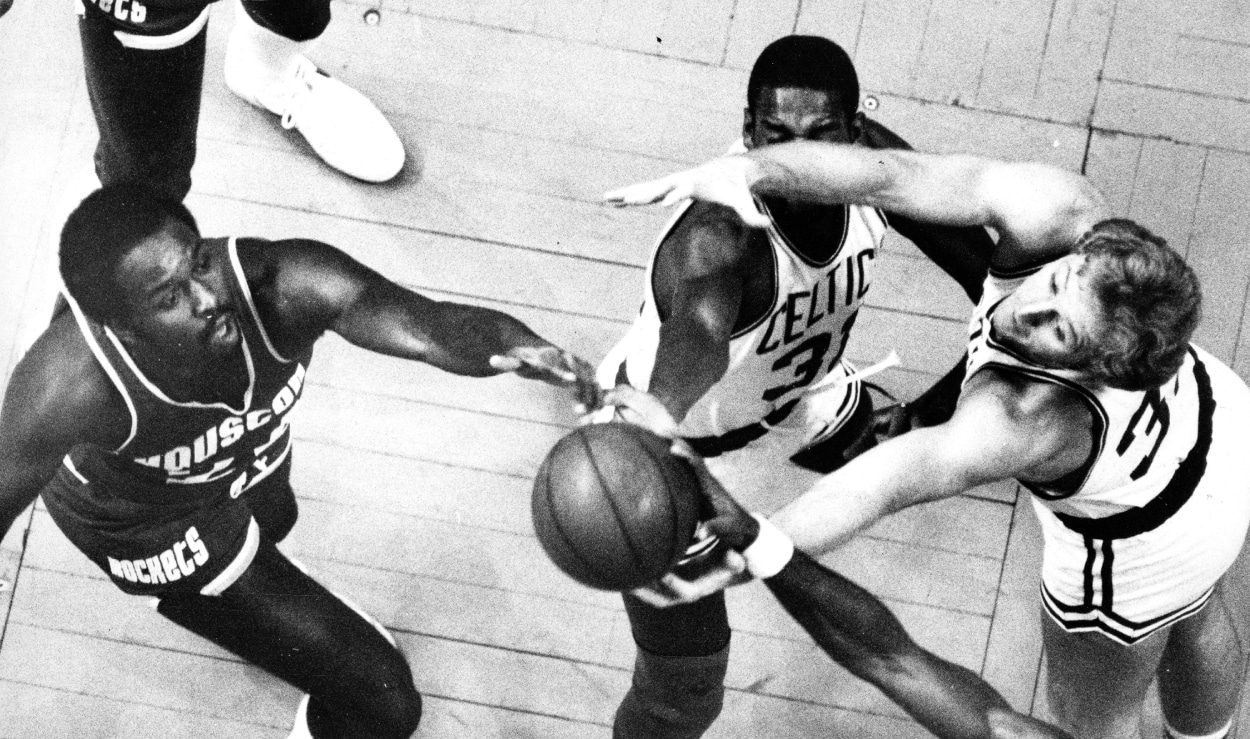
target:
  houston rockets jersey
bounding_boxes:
[80,0,211,43]
[604,194,887,439]
[64,236,312,503]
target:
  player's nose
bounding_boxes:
[188,278,220,315]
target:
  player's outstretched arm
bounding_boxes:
[640,202,756,422]
[606,142,1108,266]
[249,238,601,410]
[772,371,1083,556]
[678,463,1071,739]
[767,550,1071,739]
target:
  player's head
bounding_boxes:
[993,219,1200,390]
[60,184,241,356]
[744,36,861,150]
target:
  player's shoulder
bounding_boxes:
[659,200,758,271]
[962,366,1092,433]
[6,310,125,444]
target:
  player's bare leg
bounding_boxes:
[1156,552,1250,739]
[1040,611,1169,739]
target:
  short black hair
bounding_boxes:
[60,183,199,325]
[747,35,860,119]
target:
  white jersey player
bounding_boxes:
[600,35,997,739]
[604,139,1250,739]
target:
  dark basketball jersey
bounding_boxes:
[62,236,312,505]
[80,0,212,42]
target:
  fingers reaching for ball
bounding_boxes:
[629,550,749,608]
[603,385,681,440]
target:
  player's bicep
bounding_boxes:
[928,376,1075,489]
[656,205,752,338]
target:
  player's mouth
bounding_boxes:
[204,310,238,346]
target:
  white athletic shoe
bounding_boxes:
[225,52,405,183]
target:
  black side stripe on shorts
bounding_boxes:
[1042,582,1213,645]
[1056,348,1213,541]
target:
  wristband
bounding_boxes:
[741,513,794,579]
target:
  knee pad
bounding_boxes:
[1164,718,1232,739]
[614,644,730,739]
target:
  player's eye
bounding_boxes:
[158,290,178,310]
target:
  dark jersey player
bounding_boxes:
[1,0,403,205]
[0,184,601,738]
[597,36,996,739]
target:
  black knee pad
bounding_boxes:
[790,390,876,474]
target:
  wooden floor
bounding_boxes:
[1,0,1249,737]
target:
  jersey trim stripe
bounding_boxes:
[1041,580,1212,645]
[757,198,848,269]
[1054,349,1213,540]
[63,289,139,453]
[199,517,260,596]
[102,321,257,415]
[229,237,295,364]
[973,360,1109,499]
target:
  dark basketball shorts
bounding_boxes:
[41,456,297,597]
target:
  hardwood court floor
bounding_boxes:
[1,0,1243,737]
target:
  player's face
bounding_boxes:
[991,255,1104,369]
[113,218,241,358]
[743,86,855,149]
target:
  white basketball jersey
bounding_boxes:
[964,261,1250,643]
[601,196,887,439]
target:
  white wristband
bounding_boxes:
[742,513,794,579]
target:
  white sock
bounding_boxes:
[1163,718,1232,739]
[287,694,313,739]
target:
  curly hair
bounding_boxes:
[1072,219,1201,391]
[60,183,199,325]
[747,35,859,122]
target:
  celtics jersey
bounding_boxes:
[63,236,312,503]
[964,260,1250,643]
[602,195,887,439]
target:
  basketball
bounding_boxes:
[531,422,701,591]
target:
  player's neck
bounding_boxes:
[125,339,250,406]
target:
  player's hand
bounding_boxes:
[490,347,603,413]
[601,384,682,440]
[603,156,770,228]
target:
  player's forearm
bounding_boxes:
[772,425,970,554]
[648,323,731,422]
[766,550,1011,739]
[743,142,899,208]
[344,286,553,376]
[743,144,995,229]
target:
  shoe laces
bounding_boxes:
[278,57,322,130]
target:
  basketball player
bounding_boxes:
[606,142,1250,739]
[598,35,995,739]
[2,0,402,202]
[601,386,1074,739]
[0,185,600,737]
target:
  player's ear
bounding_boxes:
[742,107,755,150]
